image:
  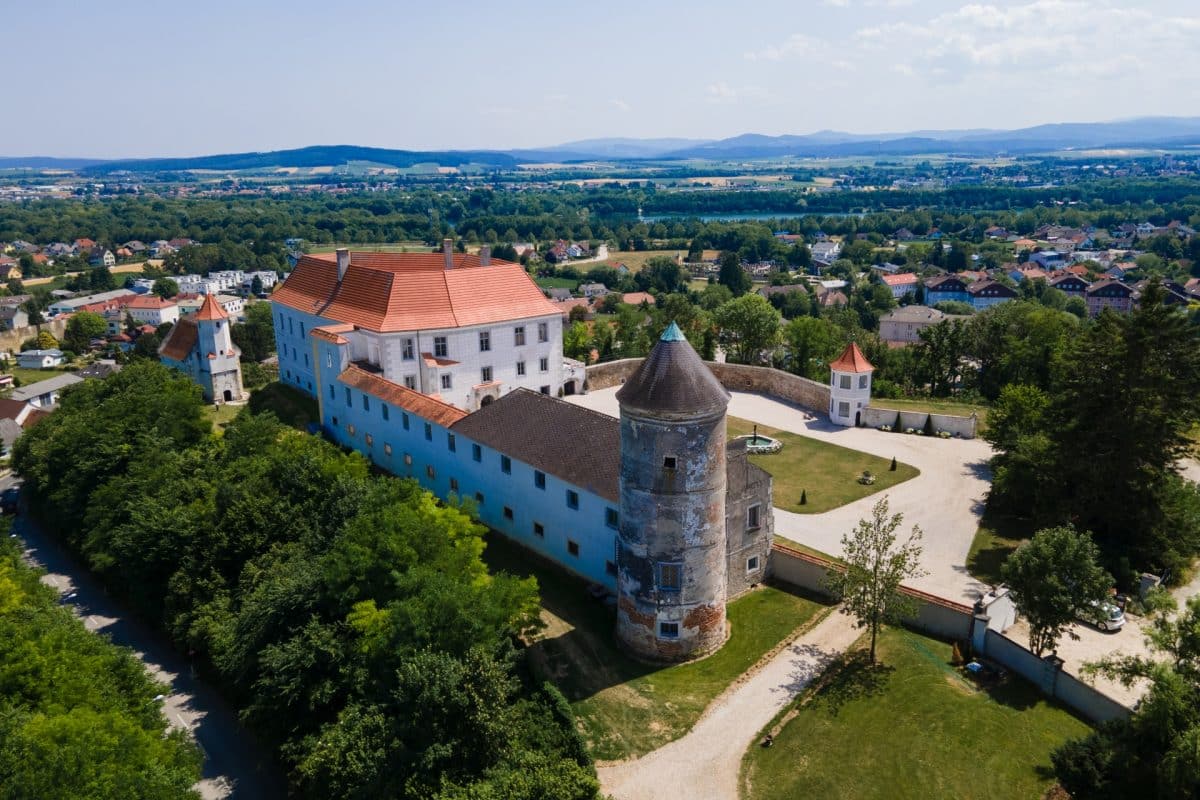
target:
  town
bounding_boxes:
[5,4,1200,800]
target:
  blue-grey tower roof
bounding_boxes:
[616,321,729,418]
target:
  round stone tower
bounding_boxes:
[615,322,731,661]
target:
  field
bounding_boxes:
[741,627,1090,800]
[584,249,686,273]
[483,534,830,762]
[727,417,919,513]
[304,241,431,254]
[7,365,75,387]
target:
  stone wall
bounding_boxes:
[0,319,69,357]
[586,359,832,416]
[860,406,977,439]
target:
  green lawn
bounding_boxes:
[247,382,319,430]
[7,366,76,387]
[483,534,830,762]
[967,517,1032,586]
[727,417,919,514]
[203,402,244,434]
[534,275,578,290]
[741,627,1090,800]
[870,397,990,433]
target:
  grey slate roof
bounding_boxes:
[616,323,729,418]
[451,388,621,502]
[11,373,83,401]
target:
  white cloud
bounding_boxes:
[705,81,770,104]
[744,33,823,62]
[610,98,631,113]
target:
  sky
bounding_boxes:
[6,0,1200,158]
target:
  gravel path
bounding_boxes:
[598,610,860,800]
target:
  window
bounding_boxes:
[534,470,546,489]
[501,455,511,474]
[658,563,682,592]
[514,326,526,346]
[566,490,579,510]
[303,354,308,367]
[838,401,850,417]
[533,522,545,537]
[288,317,294,334]
[539,357,549,372]
[567,540,580,557]
[481,366,493,383]
[605,508,619,528]
[382,404,389,421]
[362,394,369,411]
[747,504,762,531]
[859,375,868,389]
[516,361,526,376]
[347,424,355,436]
[479,330,491,352]
[540,385,550,395]
[605,560,617,577]
[365,433,373,446]
[345,386,352,407]
[475,491,484,504]
[449,477,458,492]
[434,336,448,358]
[503,506,514,520]
[402,413,410,430]
[426,465,435,479]
[404,453,412,466]
[447,433,456,453]
[538,322,549,342]
[747,556,760,572]
[663,456,677,471]
[424,423,432,441]
[659,622,679,639]
[441,374,452,390]
[329,384,335,399]
[839,375,851,390]
[472,444,482,462]
[402,338,414,360]
[326,353,332,368]
[384,443,392,456]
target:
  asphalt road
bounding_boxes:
[4,475,285,800]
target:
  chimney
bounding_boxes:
[480,245,491,267]
[335,248,350,281]
[443,238,454,270]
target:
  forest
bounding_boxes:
[11,363,598,800]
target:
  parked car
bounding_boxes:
[0,487,19,515]
[1081,599,1126,632]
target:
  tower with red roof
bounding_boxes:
[828,342,874,427]
[158,294,244,403]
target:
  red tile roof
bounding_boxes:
[880,273,918,286]
[338,365,467,428]
[310,323,354,344]
[621,291,657,306]
[194,293,227,321]
[158,318,198,361]
[123,294,176,309]
[829,342,874,373]
[273,253,559,332]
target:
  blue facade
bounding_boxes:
[273,303,332,396]
[312,335,620,590]
[925,287,971,306]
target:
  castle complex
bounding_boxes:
[268,252,774,661]
[158,293,245,403]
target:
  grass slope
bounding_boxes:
[483,534,830,762]
[727,417,919,513]
[741,627,1089,800]
[869,397,990,434]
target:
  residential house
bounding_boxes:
[880,272,919,299]
[579,282,609,299]
[1027,251,1067,270]
[73,238,96,253]
[1008,266,1048,283]
[1049,273,1090,300]
[77,359,122,380]
[0,306,29,330]
[168,237,196,249]
[924,275,971,306]
[870,262,903,275]
[879,306,969,345]
[0,397,48,451]
[89,249,116,268]
[967,278,1018,310]
[811,240,842,262]
[16,349,65,369]
[1086,279,1134,316]
[47,290,137,318]
[984,225,1010,239]
[9,240,38,254]
[11,372,83,407]
[557,298,593,321]
[546,287,573,302]
[815,287,848,308]
[0,257,22,280]
[123,240,147,253]
[893,228,916,241]
[214,294,244,319]
[122,294,180,326]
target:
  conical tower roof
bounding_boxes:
[616,322,729,418]
[829,342,873,373]
[194,293,228,321]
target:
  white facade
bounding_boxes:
[127,302,179,326]
[324,313,568,411]
[829,366,872,427]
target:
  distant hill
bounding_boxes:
[0,157,111,170]
[80,145,518,174]
[530,137,714,159]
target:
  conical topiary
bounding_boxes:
[923,413,935,437]
[893,411,902,431]
[890,456,897,472]
[800,489,807,506]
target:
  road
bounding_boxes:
[4,475,284,800]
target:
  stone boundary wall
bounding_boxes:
[770,542,1130,722]
[860,406,977,439]
[586,359,832,416]
[0,319,70,357]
